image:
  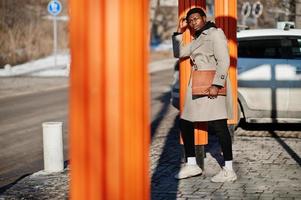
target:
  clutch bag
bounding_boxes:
[191,70,226,96]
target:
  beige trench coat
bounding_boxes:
[172,27,233,122]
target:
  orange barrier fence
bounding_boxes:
[69,0,149,199]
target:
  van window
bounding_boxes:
[238,39,282,58]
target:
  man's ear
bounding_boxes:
[202,16,207,22]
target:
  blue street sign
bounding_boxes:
[47,0,62,16]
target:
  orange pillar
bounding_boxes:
[178,0,208,146]
[215,0,238,124]
[69,0,149,199]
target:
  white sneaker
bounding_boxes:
[211,167,237,182]
[174,164,202,179]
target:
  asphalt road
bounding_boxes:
[0,69,175,189]
[0,87,69,188]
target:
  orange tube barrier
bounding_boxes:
[69,0,149,199]
[215,0,238,125]
[178,0,207,145]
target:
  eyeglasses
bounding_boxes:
[188,17,201,24]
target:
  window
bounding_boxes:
[238,36,301,59]
[238,38,282,58]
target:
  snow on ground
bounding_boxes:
[0,53,70,77]
[0,43,174,77]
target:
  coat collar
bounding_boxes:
[193,27,214,40]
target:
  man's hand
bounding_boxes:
[208,85,219,99]
[177,17,188,33]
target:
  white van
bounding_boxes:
[237,28,301,123]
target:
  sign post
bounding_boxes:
[47,0,62,67]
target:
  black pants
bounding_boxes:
[179,119,233,161]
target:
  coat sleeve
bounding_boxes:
[172,33,192,58]
[211,29,230,88]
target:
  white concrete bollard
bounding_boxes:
[42,122,64,172]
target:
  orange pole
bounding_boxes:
[215,0,238,124]
[69,0,149,199]
[178,0,207,146]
